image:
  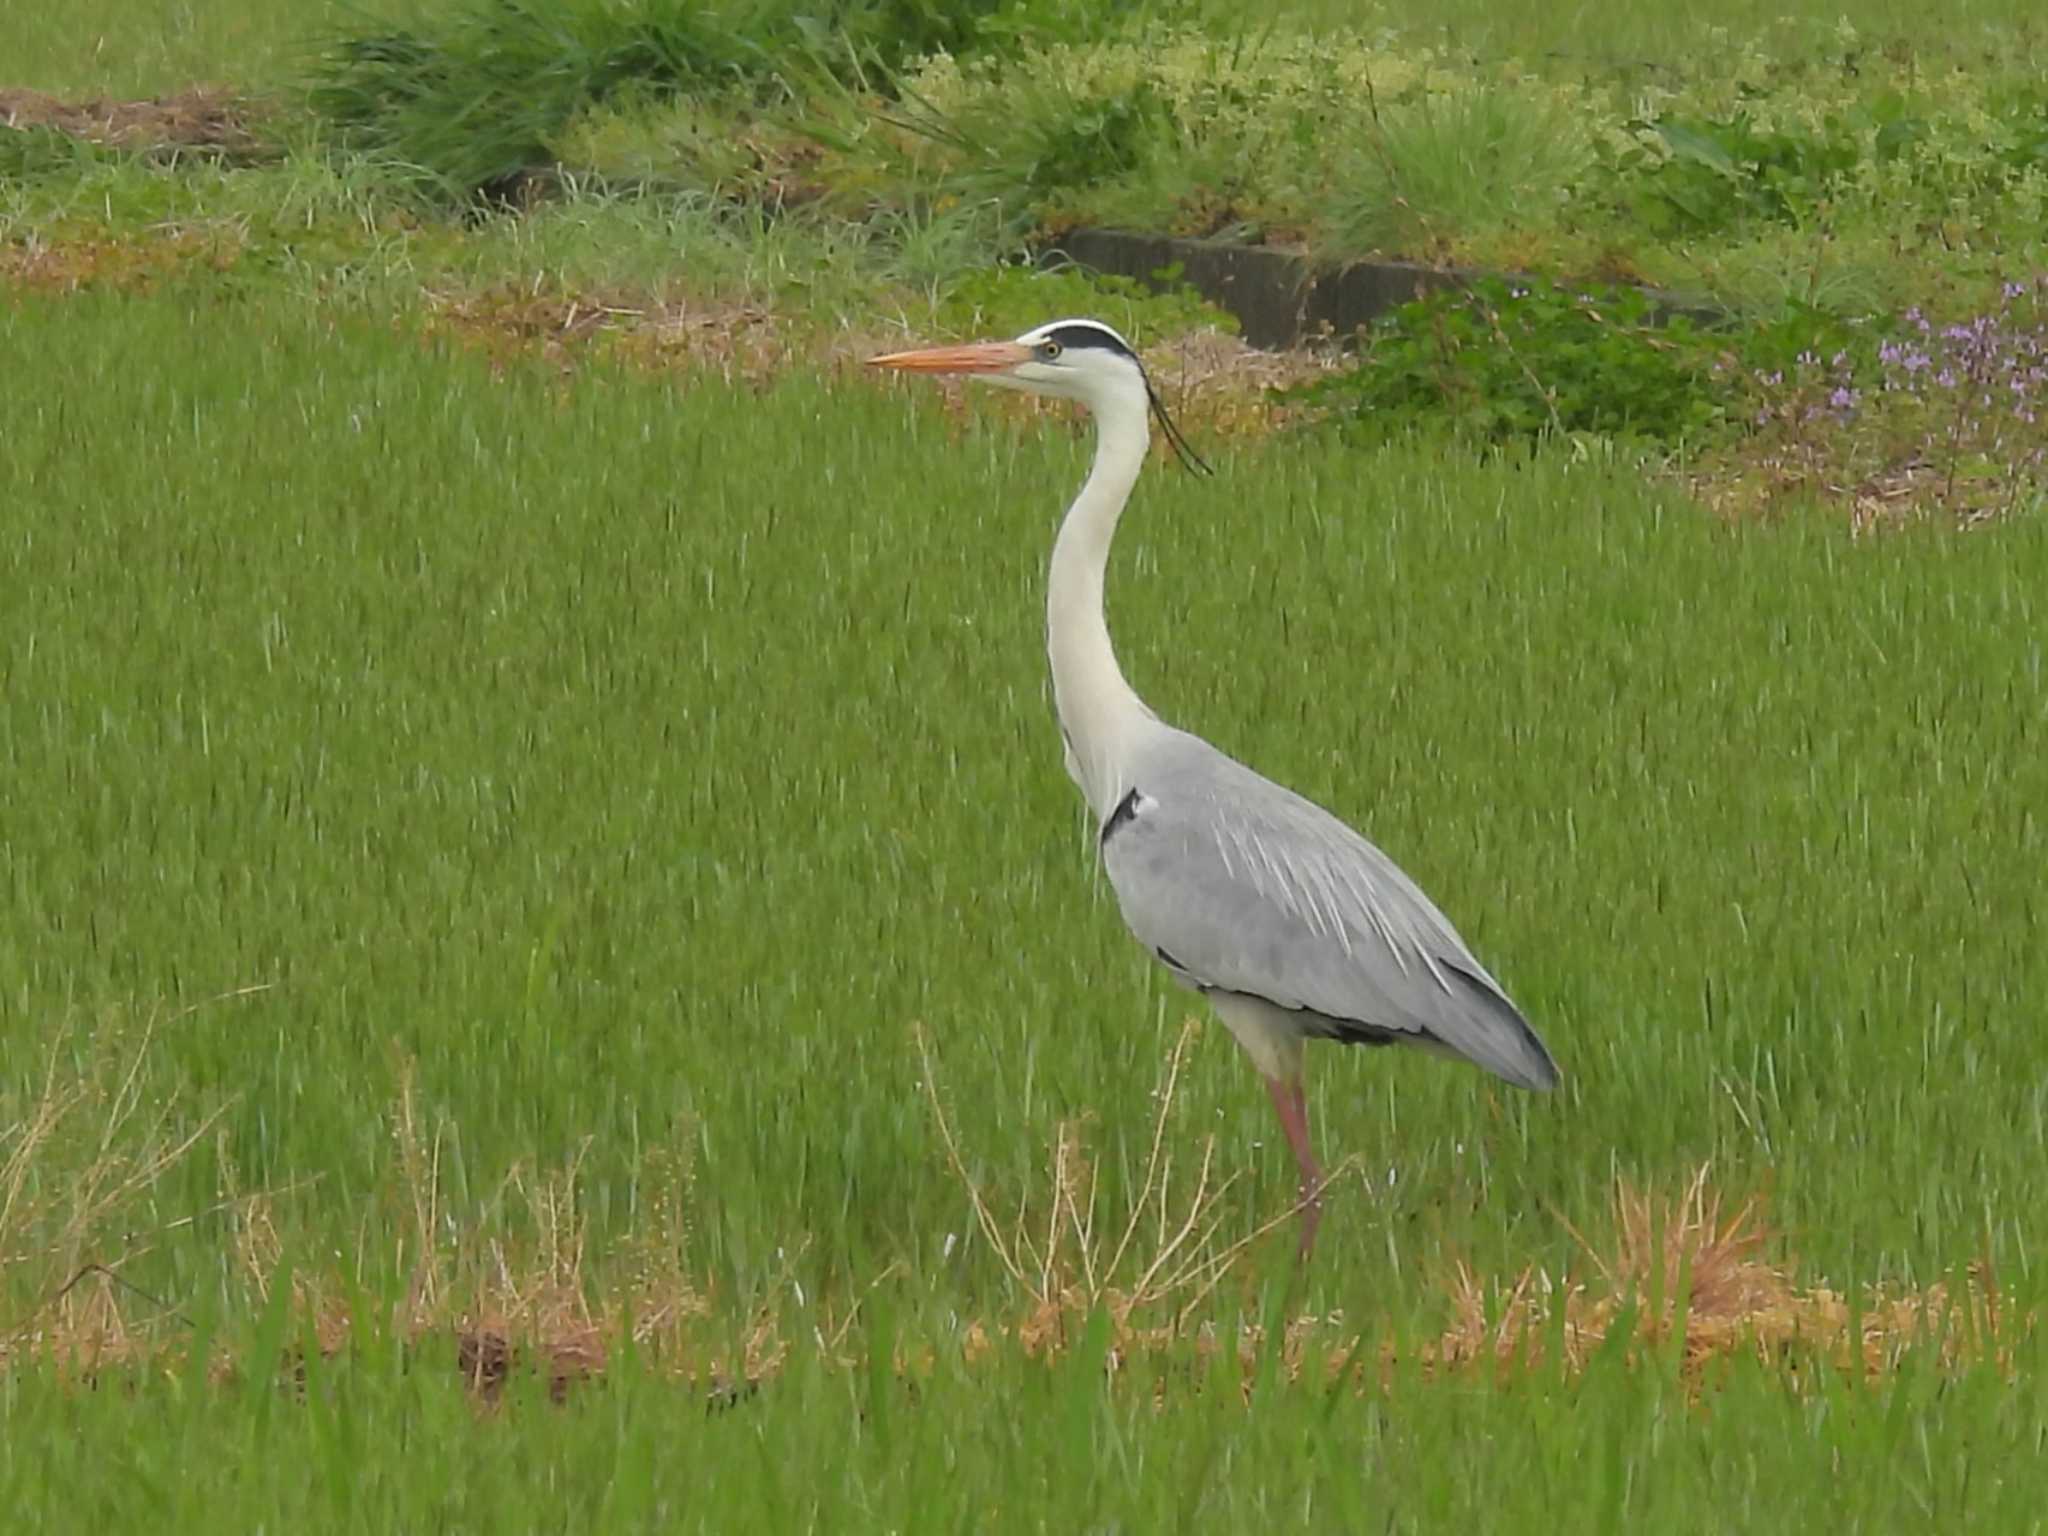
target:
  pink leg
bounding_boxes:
[1265,1076,1325,1259]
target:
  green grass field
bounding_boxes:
[4,283,2047,1523]
[6,1314,2045,1527]
[8,0,2048,1524]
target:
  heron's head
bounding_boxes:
[869,317,1210,472]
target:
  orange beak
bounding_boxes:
[866,340,1034,374]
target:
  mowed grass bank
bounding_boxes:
[3,287,2047,1335]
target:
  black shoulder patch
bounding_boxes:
[1100,786,1143,844]
[1044,321,1136,359]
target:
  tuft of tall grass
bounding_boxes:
[304,0,762,201]
[1325,82,1595,259]
[301,0,1139,203]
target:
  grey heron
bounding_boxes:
[870,319,1560,1256]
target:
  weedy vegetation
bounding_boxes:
[6,0,2048,1528]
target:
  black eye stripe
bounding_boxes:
[1040,322,1135,358]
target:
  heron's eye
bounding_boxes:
[1037,340,1063,361]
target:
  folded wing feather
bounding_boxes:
[1098,727,1559,1092]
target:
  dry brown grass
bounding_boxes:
[1393,1164,2019,1388]
[916,1017,1340,1370]
[418,283,1324,450]
[415,281,803,385]
[1,1002,2024,1403]
[0,1021,737,1398]
[0,89,265,159]
[0,229,244,295]
[0,989,268,1375]
[1686,447,2031,533]
[376,1057,769,1403]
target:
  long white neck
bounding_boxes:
[1047,385,1155,821]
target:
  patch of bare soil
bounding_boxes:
[1687,447,2032,532]
[0,87,267,160]
[419,283,803,384]
[413,281,1334,445]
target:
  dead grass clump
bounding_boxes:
[0,990,265,1376]
[917,1017,1334,1370]
[381,1057,730,1404]
[1686,451,2028,533]
[1139,328,1345,442]
[416,281,799,384]
[0,1030,739,1403]
[1426,1165,2022,1384]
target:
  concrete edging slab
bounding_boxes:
[1047,229,1722,349]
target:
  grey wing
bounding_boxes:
[1099,733,1560,1092]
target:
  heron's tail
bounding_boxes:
[1436,961,1562,1092]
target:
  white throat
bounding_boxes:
[1046,382,1156,822]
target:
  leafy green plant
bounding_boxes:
[1610,111,1885,237]
[1988,87,2048,176]
[1290,277,1732,448]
